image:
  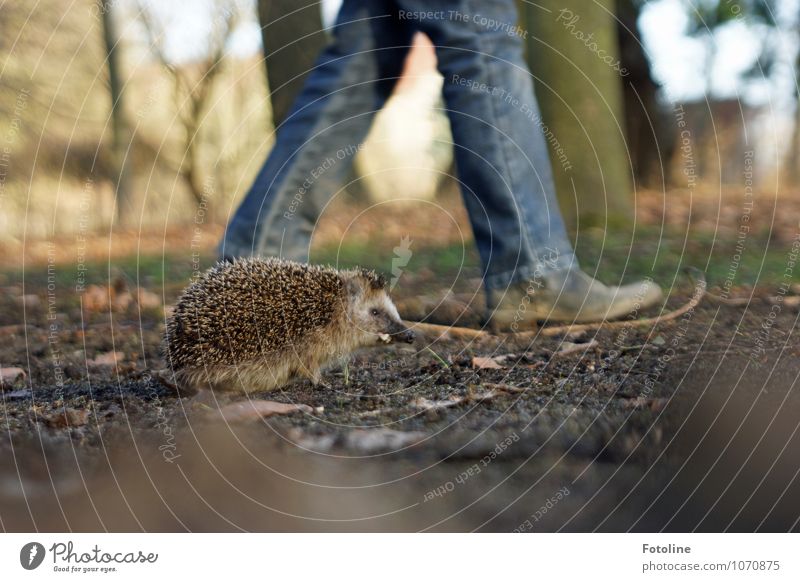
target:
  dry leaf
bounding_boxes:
[286,429,338,453]
[344,429,426,453]
[112,291,133,312]
[0,324,31,336]
[40,407,90,429]
[80,284,156,312]
[81,285,110,312]
[16,294,40,308]
[137,288,162,309]
[87,351,124,367]
[412,390,498,412]
[491,353,519,365]
[472,356,503,369]
[0,367,26,385]
[218,400,312,423]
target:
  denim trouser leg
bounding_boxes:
[397,0,577,290]
[220,0,413,262]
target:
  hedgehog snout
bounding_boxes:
[396,328,416,344]
[387,320,415,344]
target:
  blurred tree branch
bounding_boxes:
[99,0,133,223]
[137,0,239,205]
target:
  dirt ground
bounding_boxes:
[1,261,799,532]
[2,189,800,531]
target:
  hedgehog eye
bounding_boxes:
[370,308,380,317]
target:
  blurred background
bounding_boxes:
[1,0,798,278]
[2,0,800,533]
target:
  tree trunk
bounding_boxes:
[788,46,800,185]
[519,0,633,230]
[257,0,326,128]
[100,0,132,223]
[616,0,674,189]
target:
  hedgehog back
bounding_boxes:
[166,259,346,368]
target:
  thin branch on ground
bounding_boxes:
[407,270,707,342]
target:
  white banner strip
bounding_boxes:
[0,533,796,580]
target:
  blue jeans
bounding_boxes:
[220,0,577,291]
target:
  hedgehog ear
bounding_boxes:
[372,273,387,290]
[357,268,386,291]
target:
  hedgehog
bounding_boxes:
[163,258,415,394]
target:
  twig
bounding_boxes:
[705,292,750,306]
[706,292,800,307]
[405,321,487,340]
[407,270,707,341]
[483,382,528,394]
[548,338,599,357]
[530,270,706,338]
[412,390,499,411]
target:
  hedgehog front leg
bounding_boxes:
[298,364,324,387]
[293,353,335,390]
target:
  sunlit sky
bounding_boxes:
[130,0,800,109]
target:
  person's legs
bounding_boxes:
[397,0,576,289]
[220,0,414,262]
[397,0,661,326]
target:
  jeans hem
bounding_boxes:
[484,254,578,291]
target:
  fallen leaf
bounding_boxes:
[16,294,40,308]
[412,390,499,412]
[287,429,338,453]
[87,351,124,367]
[81,284,110,312]
[40,407,90,428]
[783,296,800,307]
[472,356,503,369]
[112,291,133,312]
[344,429,426,453]
[0,324,31,336]
[217,400,312,423]
[80,284,155,312]
[137,288,162,309]
[0,367,26,385]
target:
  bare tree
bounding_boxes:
[99,0,133,222]
[137,0,238,205]
[616,0,674,189]
[519,0,633,230]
